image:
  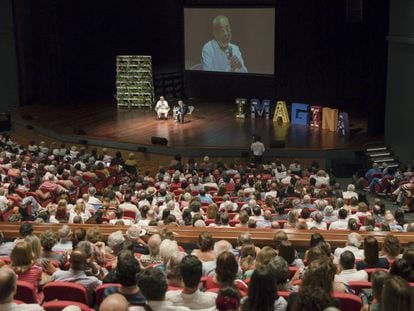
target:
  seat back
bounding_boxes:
[332,292,362,311]
[95,283,120,305]
[43,300,92,311]
[123,209,137,219]
[43,282,89,305]
[348,281,372,295]
[15,280,38,304]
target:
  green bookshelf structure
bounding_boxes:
[116,55,154,108]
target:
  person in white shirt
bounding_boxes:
[0,187,10,213]
[155,96,170,119]
[201,15,247,73]
[334,251,368,284]
[166,255,217,310]
[342,184,359,200]
[328,208,349,230]
[334,232,364,260]
[118,193,140,219]
[87,186,102,207]
[307,212,327,230]
[251,135,265,164]
[52,225,73,252]
[0,267,45,311]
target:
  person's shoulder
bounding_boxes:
[202,40,215,50]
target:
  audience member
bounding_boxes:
[334,251,368,283]
[166,255,217,309]
[0,267,45,311]
[136,268,190,311]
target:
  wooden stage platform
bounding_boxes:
[14,99,379,159]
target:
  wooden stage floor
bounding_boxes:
[16,100,377,153]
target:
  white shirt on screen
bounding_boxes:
[202,40,247,73]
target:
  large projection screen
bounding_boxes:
[184,8,275,75]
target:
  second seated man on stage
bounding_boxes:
[175,100,187,124]
[155,96,170,120]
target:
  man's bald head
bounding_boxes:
[70,249,87,271]
[99,293,129,311]
[212,15,232,48]
[0,267,17,302]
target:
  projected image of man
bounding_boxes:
[202,15,247,73]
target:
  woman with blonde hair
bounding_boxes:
[255,246,278,269]
[10,240,42,292]
[284,209,299,229]
[69,198,91,223]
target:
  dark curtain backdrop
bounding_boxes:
[13,0,389,134]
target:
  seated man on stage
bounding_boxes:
[175,100,187,124]
[155,96,170,120]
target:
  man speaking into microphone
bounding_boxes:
[201,15,248,73]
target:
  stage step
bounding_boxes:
[366,151,391,158]
[363,143,401,172]
[365,147,388,152]
[371,157,395,163]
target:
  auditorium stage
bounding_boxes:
[14,99,380,159]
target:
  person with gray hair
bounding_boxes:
[140,234,163,267]
[322,205,337,222]
[299,195,316,209]
[87,186,102,206]
[107,231,125,256]
[201,15,247,73]
[343,184,358,200]
[202,240,233,276]
[52,224,73,252]
[159,239,180,265]
[307,211,327,230]
[0,267,45,310]
[334,232,364,260]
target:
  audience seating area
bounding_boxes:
[0,135,413,311]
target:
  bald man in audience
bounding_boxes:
[49,249,102,301]
[99,293,129,311]
[0,267,45,311]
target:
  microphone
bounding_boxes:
[226,46,233,59]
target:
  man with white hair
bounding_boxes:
[159,239,180,267]
[343,184,359,200]
[52,225,73,252]
[107,231,125,257]
[383,212,403,231]
[299,195,316,209]
[155,96,170,119]
[0,267,45,310]
[202,240,233,276]
[334,232,364,260]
